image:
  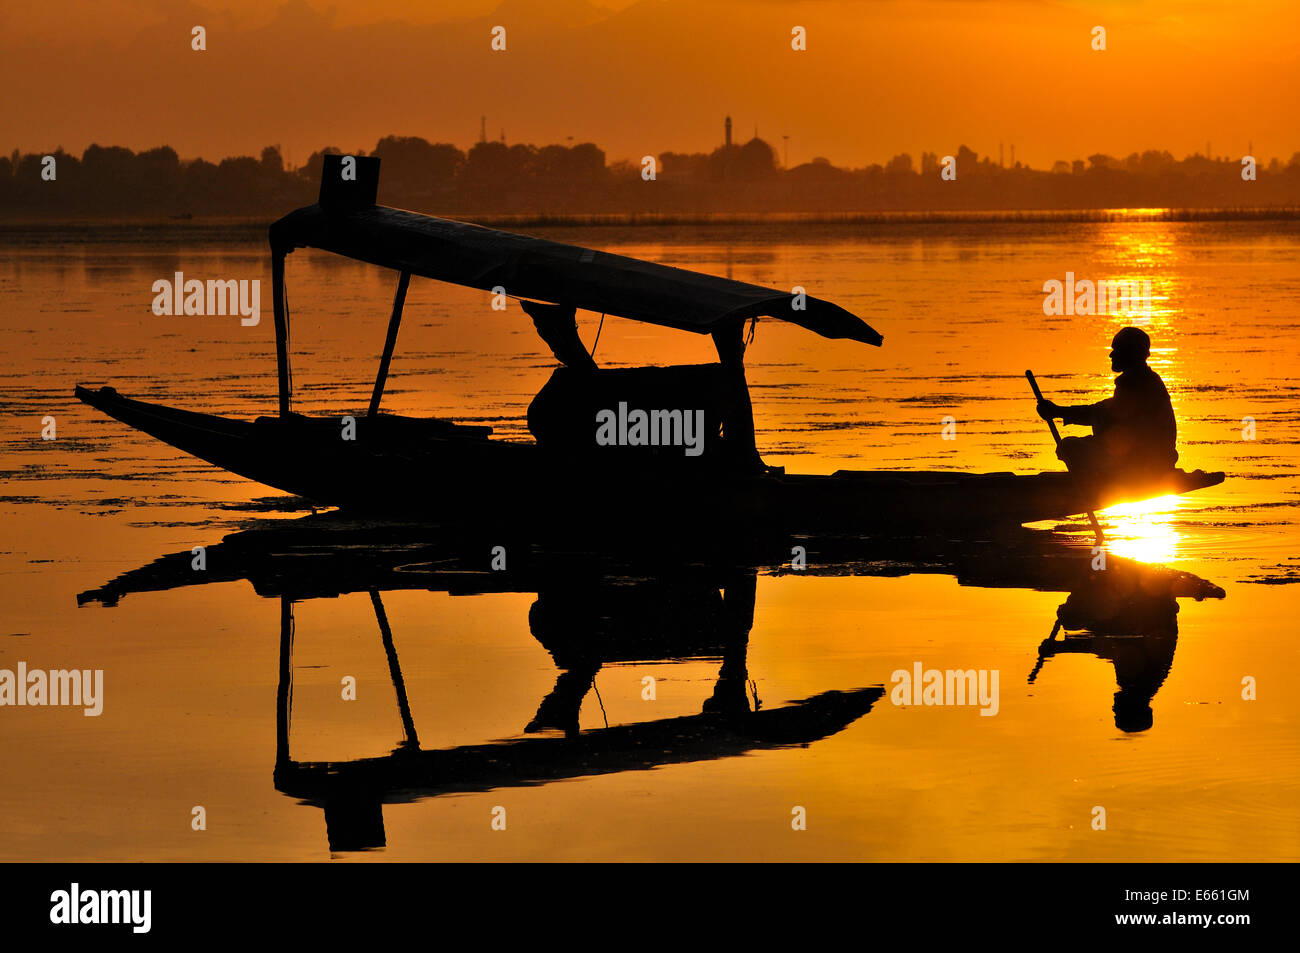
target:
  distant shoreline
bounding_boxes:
[2,206,1298,245]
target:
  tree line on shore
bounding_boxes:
[3,135,1299,218]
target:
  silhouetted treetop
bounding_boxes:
[1,134,1297,218]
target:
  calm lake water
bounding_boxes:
[1,217,1297,861]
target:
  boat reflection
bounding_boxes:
[77,515,1224,851]
[273,576,880,851]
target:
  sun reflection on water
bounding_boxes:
[1098,494,1184,564]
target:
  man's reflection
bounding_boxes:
[1031,584,1179,732]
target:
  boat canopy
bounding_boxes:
[268,203,883,347]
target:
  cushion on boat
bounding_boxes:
[527,364,735,469]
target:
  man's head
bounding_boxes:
[1110,326,1151,372]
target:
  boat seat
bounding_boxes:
[527,364,745,470]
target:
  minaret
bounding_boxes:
[480,116,486,144]
[725,116,732,148]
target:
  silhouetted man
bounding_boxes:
[1037,327,1177,475]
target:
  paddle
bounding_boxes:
[1025,370,1105,545]
[1027,619,1063,684]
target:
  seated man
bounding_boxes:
[1037,327,1178,475]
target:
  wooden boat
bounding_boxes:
[72,383,1222,531]
[75,155,1224,531]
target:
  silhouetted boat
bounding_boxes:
[75,155,1224,531]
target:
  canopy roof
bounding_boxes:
[269,204,883,346]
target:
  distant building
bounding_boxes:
[725,116,732,148]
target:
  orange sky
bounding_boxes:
[3,0,1297,170]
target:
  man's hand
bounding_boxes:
[1037,398,1061,421]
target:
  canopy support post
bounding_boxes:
[272,249,291,416]
[369,270,411,417]
[275,595,294,766]
[369,590,420,749]
[712,320,762,469]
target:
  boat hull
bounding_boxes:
[76,385,1225,531]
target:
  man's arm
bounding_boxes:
[1038,397,1112,426]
